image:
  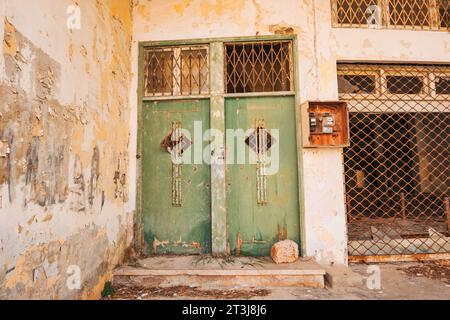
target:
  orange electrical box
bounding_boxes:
[301,101,350,148]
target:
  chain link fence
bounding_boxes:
[338,63,450,256]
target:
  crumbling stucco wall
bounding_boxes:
[0,0,133,299]
[130,0,450,266]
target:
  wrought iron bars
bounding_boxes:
[171,122,183,207]
[332,0,380,27]
[331,0,450,30]
[388,0,432,28]
[245,120,277,205]
[225,41,293,94]
[252,120,268,206]
[144,46,209,97]
[160,121,193,207]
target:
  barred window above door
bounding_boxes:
[332,0,450,30]
[225,41,294,94]
[143,46,209,97]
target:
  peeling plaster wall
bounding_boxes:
[0,0,133,299]
[130,0,450,266]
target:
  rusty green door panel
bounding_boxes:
[225,96,300,256]
[142,99,211,255]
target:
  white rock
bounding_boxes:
[271,240,299,264]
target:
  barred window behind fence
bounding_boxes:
[332,0,450,30]
[338,63,450,256]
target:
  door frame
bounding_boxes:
[136,35,307,257]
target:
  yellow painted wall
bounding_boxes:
[0,0,134,299]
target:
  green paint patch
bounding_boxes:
[101,281,115,299]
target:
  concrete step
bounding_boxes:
[113,256,327,289]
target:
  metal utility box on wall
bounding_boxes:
[301,101,350,148]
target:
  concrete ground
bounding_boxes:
[268,263,450,300]
[108,257,450,300]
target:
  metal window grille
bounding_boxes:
[389,0,431,27]
[338,63,450,256]
[225,41,294,94]
[438,0,450,28]
[143,46,209,97]
[331,0,450,30]
[333,0,380,27]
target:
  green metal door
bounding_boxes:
[226,96,300,256]
[142,99,211,255]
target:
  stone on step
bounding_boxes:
[271,240,299,264]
